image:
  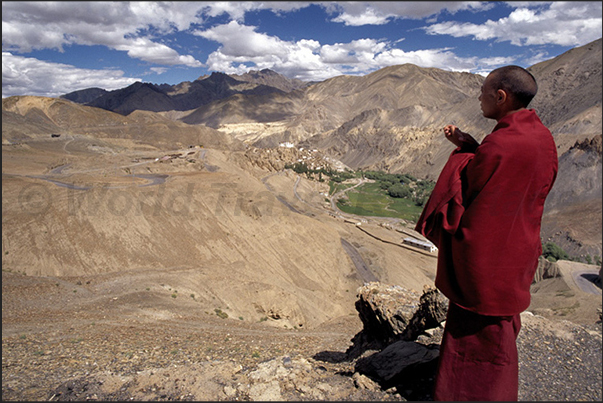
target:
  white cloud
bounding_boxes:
[424,1,603,47]
[200,1,312,22]
[128,1,206,31]
[150,67,169,74]
[523,51,551,67]
[199,1,316,22]
[194,21,485,80]
[194,21,330,79]
[1,1,204,66]
[477,56,517,66]
[2,1,599,96]
[114,37,203,67]
[320,39,387,68]
[2,52,140,98]
[196,21,291,58]
[324,1,494,26]
[331,7,391,26]
[200,1,262,22]
[374,48,477,72]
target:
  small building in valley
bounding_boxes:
[403,237,437,253]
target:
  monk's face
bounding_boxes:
[479,74,500,120]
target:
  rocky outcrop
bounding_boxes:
[350,283,448,350]
[401,285,450,341]
[348,283,422,355]
[337,283,448,397]
[354,340,440,394]
[533,256,562,283]
[340,282,447,376]
[313,283,448,364]
[571,135,603,154]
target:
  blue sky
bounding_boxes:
[2,1,602,98]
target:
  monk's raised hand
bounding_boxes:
[444,124,464,147]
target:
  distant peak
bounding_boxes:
[209,71,229,77]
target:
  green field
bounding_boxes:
[336,182,423,221]
[328,181,357,195]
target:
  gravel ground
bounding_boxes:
[516,313,602,401]
[2,270,602,401]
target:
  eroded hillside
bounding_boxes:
[2,96,438,331]
[2,88,601,403]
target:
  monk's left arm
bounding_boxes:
[462,140,502,205]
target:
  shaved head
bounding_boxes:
[488,65,538,109]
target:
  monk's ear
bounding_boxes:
[496,89,508,105]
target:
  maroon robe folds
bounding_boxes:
[416,108,558,316]
[416,109,558,401]
[433,302,522,401]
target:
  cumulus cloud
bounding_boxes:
[191,2,601,80]
[194,21,482,80]
[113,37,203,67]
[195,21,331,79]
[150,67,169,74]
[1,2,204,66]
[424,1,602,47]
[2,52,140,98]
[477,56,517,67]
[331,7,391,26]
[1,1,600,95]
[325,1,493,26]
[196,21,291,59]
[200,1,311,22]
[374,47,477,72]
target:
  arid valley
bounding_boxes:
[3,38,602,401]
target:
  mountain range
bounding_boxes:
[2,36,601,403]
[61,69,309,116]
[62,39,601,162]
[5,38,602,260]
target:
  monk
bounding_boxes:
[415,65,558,401]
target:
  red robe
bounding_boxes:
[433,302,522,401]
[416,109,558,316]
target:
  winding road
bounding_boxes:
[571,269,602,295]
[340,238,379,283]
[261,173,379,282]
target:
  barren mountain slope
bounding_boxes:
[2,94,601,402]
[297,41,602,258]
[298,101,489,180]
[2,96,242,151]
[2,96,438,330]
[81,72,287,116]
[208,65,492,150]
[230,68,309,92]
[188,41,602,184]
[180,90,306,129]
[2,145,353,329]
[301,39,602,175]
[60,87,108,104]
[542,135,602,258]
[529,38,602,152]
